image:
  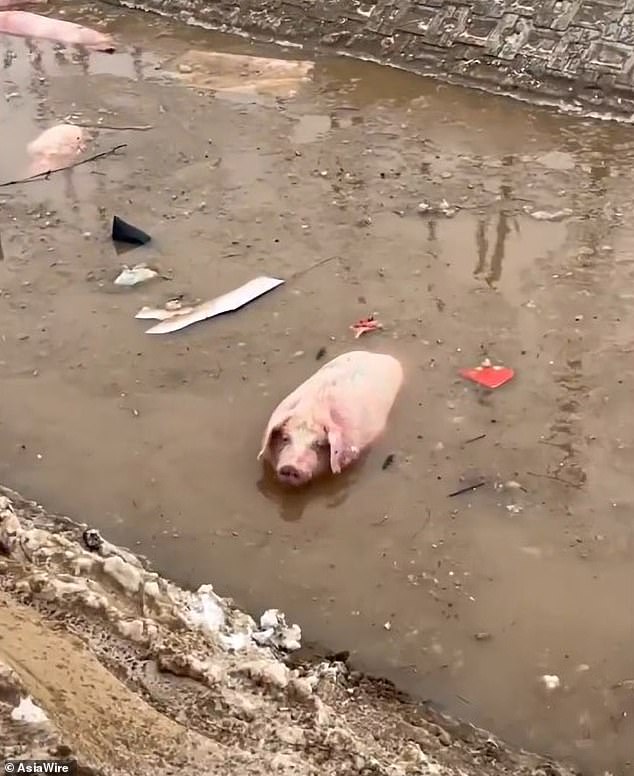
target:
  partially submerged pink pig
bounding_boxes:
[0,11,115,51]
[0,0,48,7]
[258,350,403,487]
[26,123,87,176]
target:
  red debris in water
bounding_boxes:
[350,315,383,339]
[460,360,515,389]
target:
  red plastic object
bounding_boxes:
[350,316,383,339]
[460,364,515,389]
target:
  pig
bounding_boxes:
[258,350,403,487]
[0,11,115,52]
[171,50,314,97]
[26,123,87,176]
[0,0,48,7]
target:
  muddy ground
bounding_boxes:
[1,2,634,774]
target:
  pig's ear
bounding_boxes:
[326,423,355,474]
[257,417,288,461]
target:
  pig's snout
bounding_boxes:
[276,464,310,487]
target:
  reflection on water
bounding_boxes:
[472,157,520,287]
[256,463,355,522]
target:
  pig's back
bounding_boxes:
[320,350,402,391]
[319,351,403,440]
[27,124,83,157]
[269,350,402,423]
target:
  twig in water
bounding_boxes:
[289,255,340,281]
[464,433,486,445]
[0,144,127,187]
[526,471,582,489]
[448,481,486,498]
[73,123,153,131]
[382,453,395,470]
[410,506,432,542]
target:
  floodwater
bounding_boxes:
[1,2,634,773]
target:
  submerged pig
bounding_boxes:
[171,50,314,98]
[0,11,115,51]
[26,123,87,176]
[0,0,48,7]
[258,351,403,487]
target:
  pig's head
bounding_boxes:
[258,414,330,487]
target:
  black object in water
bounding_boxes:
[112,215,151,245]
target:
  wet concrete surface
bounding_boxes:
[1,3,634,774]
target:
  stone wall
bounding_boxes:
[119,0,634,116]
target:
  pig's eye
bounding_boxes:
[281,433,291,444]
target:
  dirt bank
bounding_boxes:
[0,485,577,776]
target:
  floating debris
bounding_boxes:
[135,298,194,321]
[112,215,151,246]
[137,276,284,335]
[382,453,395,470]
[525,207,573,222]
[1,143,126,187]
[448,481,486,498]
[350,315,383,339]
[504,480,522,490]
[540,674,561,691]
[114,263,159,287]
[460,358,515,390]
[417,199,457,218]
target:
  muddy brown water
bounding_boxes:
[1,2,634,773]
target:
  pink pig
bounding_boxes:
[0,11,115,52]
[0,1,48,8]
[26,123,87,176]
[258,350,403,487]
